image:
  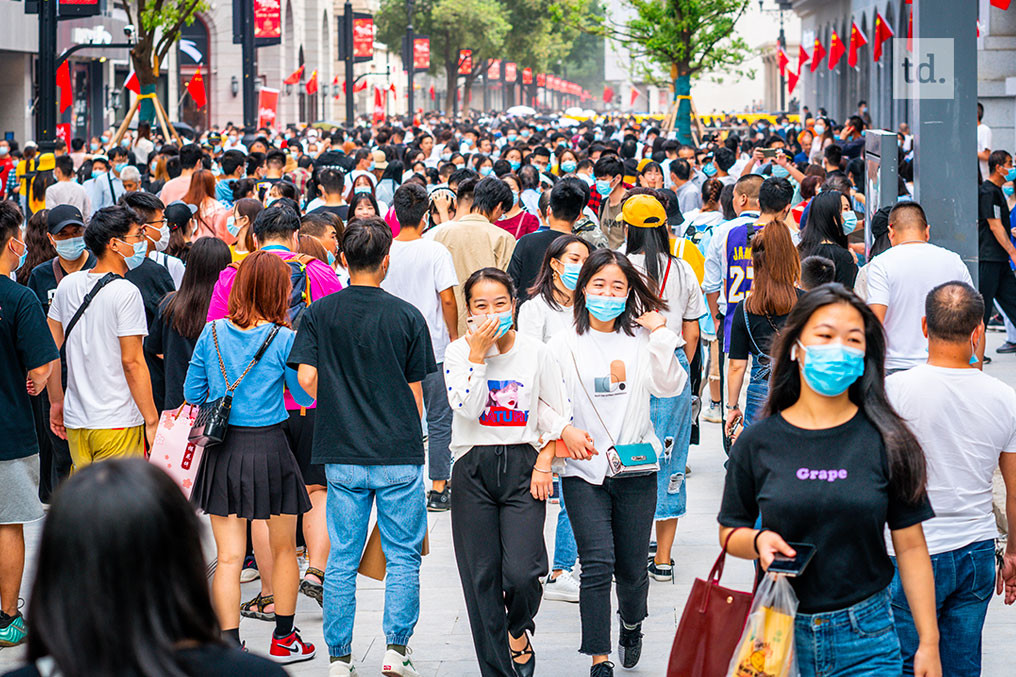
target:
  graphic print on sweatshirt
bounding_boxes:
[480,379,530,427]
[593,360,627,396]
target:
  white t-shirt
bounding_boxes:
[517,294,573,344]
[866,242,973,370]
[570,329,640,458]
[978,123,992,179]
[381,238,459,362]
[148,251,185,289]
[627,253,706,344]
[886,364,1016,555]
[48,271,149,429]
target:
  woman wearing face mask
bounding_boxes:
[375,160,403,207]
[546,249,687,677]
[496,173,540,239]
[345,174,387,215]
[555,150,579,177]
[502,148,524,173]
[718,285,940,677]
[17,210,56,286]
[473,155,495,178]
[226,197,264,263]
[444,267,571,677]
[182,169,229,240]
[798,190,858,289]
[809,117,835,165]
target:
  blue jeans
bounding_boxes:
[422,364,453,481]
[552,476,577,571]
[650,350,692,520]
[795,588,902,677]
[323,463,428,657]
[743,358,769,426]
[890,539,995,676]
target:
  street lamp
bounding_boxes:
[231,75,240,97]
[758,0,792,112]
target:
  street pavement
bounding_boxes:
[3,331,1016,675]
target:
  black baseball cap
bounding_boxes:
[165,201,197,231]
[47,204,85,234]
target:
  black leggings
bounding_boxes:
[562,473,657,656]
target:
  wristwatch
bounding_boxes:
[726,403,740,411]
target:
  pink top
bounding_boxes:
[206,247,343,410]
[496,210,540,239]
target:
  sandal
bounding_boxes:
[239,592,275,621]
[299,567,324,607]
[509,633,535,677]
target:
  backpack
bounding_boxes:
[229,253,315,329]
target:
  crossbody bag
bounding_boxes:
[188,321,281,446]
[59,272,120,389]
[567,347,659,476]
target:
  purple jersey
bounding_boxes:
[722,222,760,349]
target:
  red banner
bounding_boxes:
[413,37,430,70]
[487,59,501,80]
[504,62,517,83]
[522,68,532,85]
[254,0,281,39]
[353,17,374,59]
[373,85,385,123]
[56,123,71,148]
[458,49,472,75]
[257,87,279,129]
[536,73,546,87]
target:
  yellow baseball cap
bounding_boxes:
[622,194,667,229]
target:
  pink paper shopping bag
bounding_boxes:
[149,404,205,498]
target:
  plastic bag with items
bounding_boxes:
[727,572,798,677]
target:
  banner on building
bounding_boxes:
[487,59,501,80]
[257,87,279,129]
[353,17,374,58]
[458,49,473,75]
[254,0,281,39]
[504,62,517,83]
[536,73,546,87]
[373,85,385,122]
[522,68,533,85]
[413,37,430,70]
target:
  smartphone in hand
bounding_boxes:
[767,542,816,577]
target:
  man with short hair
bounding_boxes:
[47,206,158,471]
[0,201,58,648]
[977,150,1016,339]
[508,179,587,298]
[382,183,459,511]
[45,154,91,219]
[158,143,203,204]
[670,159,701,214]
[427,177,516,335]
[307,168,348,221]
[886,281,1016,675]
[257,149,288,200]
[592,155,627,249]
[868,201,975,373]
[83,156,125,210]
[300,212,340,267]
[288,218,433,677]
[216,149,247,205]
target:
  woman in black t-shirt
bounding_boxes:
[798,190,858,289]
[725,221,801,435]
[718,284,941,677]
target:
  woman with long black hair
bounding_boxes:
[518,234,592,342]
[798,190,858,289]
[4,459,285,677]
[547,248,687,677]
[718,284,941,677]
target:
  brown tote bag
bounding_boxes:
[667,527,754,677]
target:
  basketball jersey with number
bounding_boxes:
[722,222,761,350]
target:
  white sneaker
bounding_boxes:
[543,570,581,603]
[381,647,421,677]
[702,403,722,423]
[329,660,358,676]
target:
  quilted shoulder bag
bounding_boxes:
[189,321,281,446]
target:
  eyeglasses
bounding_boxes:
[145,219,168,227]
[119,232,147,243]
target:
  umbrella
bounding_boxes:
[312,121,345,130]
[565,106,584,117]
[506,105,537,117]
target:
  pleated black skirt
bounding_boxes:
[191,423,311,519]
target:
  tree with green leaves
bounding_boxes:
[377,0,509,113]
[122,0,209,121]
[558,0,752,142]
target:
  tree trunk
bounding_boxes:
[674,65,692,145]
[132,51,159,124]
[446,61,457,114]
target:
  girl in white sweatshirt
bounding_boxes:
[444,267,570,677]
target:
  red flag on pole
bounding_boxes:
[873,11,895,62]
[332,75,340,98]
[305,70,318,95]
[603,85,614,103]
[389,82,397,99]
[787,69,799,95]
[848,21,868,68]
[777,47,789,77]
[810,39,826,73]
[186,66,206,108]
[630,87,639,106]
[283,65,304,85]
[373,86,384,123]
[56,61,72,113]
[797,45,809,73]
[907,11,913,52]
[429,84,435,101]
[124,64,141,95]
[827,30,846,69]
[990,0,1011,10]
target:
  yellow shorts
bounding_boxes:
[66,425,145,473]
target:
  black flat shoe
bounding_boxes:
[510,633,535,677]
[590,661,614,677]
[618,621,643,669]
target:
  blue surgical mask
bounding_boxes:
[10,238,26,271]
[561,160,577,174]
[595,179,613,196]
[1007,167,1016,182]
[492,310,514,338]
[115,162,128,173]
[585,293,628,322]
[118,238,148,271]
[560,261,582,290]
[327,250,336,267]
[841,210,858,235]
[226,216,241,237]
[369,161,376,171]
[797,341,865,397]
[440,152,452,162]
[153,224,170,252]
[511,191,519,207]
[480,166,493,177]
[265,196,278,208]
[702,162,717,177]
[771,164,789,178]
[91,169,104,179]
[1004,184,1015,198]
[54,236,86,261]
[354,185,371,195]
[813,125,826,136]
[970,338,979,366]
[100,135,109,143]
[507,134,518,142]
[90,142,99,151]
[509,160,521,171]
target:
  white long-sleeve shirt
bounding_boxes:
[546,325,687,485]
[517,294,573,344]
[444,332,570,460]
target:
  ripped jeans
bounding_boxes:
[649,350,692,521]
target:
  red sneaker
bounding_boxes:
[269,629,316,664]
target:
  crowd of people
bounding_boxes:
[0,104,1015,677]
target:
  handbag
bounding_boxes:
[567,346,659,476]
[667,527,755,677]
[188,322,281,447]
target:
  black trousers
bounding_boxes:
[451,445,548,677]
[35,394,71,502]
[979,261,1016,327]
[562,473,657,656]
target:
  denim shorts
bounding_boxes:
[795,587,902,677]
[650,350,691,521]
